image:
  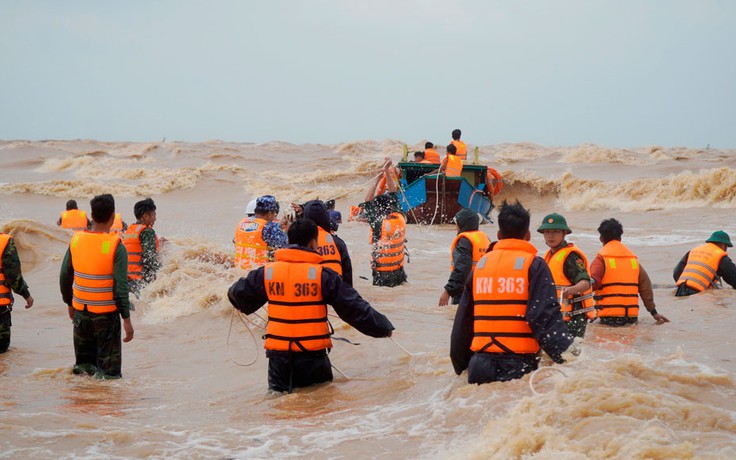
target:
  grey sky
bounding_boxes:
[1,1,734,147]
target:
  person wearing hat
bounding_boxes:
[589,218,669,326]
[439,208,490,306]
[673,230,736,296]
[537,213,594,338]
[233,195,288,270]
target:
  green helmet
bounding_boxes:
[537,213,572,234]
[706,230,733,248]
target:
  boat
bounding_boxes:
[396,161,494,224]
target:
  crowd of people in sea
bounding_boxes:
[2,129,735,394]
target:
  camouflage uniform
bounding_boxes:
[60,241,130,378]
[0,237,32,353]
[558,243,592,338]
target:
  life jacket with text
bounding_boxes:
[544,243,595,321]
[370,212,406,272]
[69,231,120,314]
[676,243,726,292]
[263,248,332,352]
[0,234,12,308]
[315,227,342,276]
[123,223,159,281]
[233,217,271,270]
[445,154,463,178]
[424,148,441,163]
[60,209,88,231]
[595,240,640,318]
[451,140,467,160]
[450,230,491,272]
[110,213,124,236]
[471,239,540,354]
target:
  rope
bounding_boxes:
[331,363,352,380]
[226,308,259,367]
[390,336,415,357]
[528,366,567,395]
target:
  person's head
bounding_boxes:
[65,199,78,211]
[90,194,115,225]
[537,213,571,249]
[134,198,157,226]
[255,195,280,220]
[372,193,400,218]
[705,230,732,251]
[302,200,331,232]
[452,129,462,140]
[497,200,531,240]
[425,142,434,150]
[325,199,335,211]
[413,151,425,162]
[453,208,480,233]
[597,218,623,244]
[287,218,319,249]
[446,144,457,155]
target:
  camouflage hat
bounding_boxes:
[706,230,732,248]
[537,213,572,234]
[255,195,279,213]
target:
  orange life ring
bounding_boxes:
[486,168,503,196]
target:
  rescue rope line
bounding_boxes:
[390,336,415,357]
[528,366,567,395]
[226,308,259,367]
[331,363,352,380]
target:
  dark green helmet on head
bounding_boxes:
[706,230,732,248]
[537,213,571,234]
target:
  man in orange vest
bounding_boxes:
[59,194,134,379]
[57,199,91,231]
[450,201,579,384]
[673,230,736,296]
[450,129,467,161]
[302,200,354,286]
[439,208,490,306]
[123,198,163,295]
[423,142,441,163]
[439,144,463,178]
[589,218,669,326]
[228,218,395,393]
[537,213,594,338]
[0,232,34,353]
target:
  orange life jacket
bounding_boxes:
[110,213,124,235]
[123,223,159,281]
[60,209,88,231]
[69,231,120,314]
[595,240,640,318]
[370,212,406,272]
[0,234,12,308]
[445,154,463,178]
[263,248,332,352]
[424,148,441,163]
[544,244,595,321]
[375,168,400,196]
[676,243,726,291]
[315,227,342,276]
[233,217,271,270]
[452,140,467,160]
[471,239,540,354]
[348,205,362,222]
[450,230,491,272]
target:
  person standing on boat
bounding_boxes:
[590,218,669,326]
[673,230,736,296]
[450,129,467,161]
[423,142,441,163]
[363,158,408,287]
[439,208,490,306]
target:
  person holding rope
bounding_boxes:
[450,201,579,385]
[673,230,736,296]
[537,213,595,338]
[228,218,394,393]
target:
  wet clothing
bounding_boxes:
[589,241,657,326]
[261,221,288,249]
[0,235,32,353]
[450,239,573,384]
[362,193,407,287]
[124,223,162,294]
[544,242,592,338]
[59,209,90,231]
[228,245,394,392]
[327,210,342,232]
[444,210,490,304]
[673,245,736,296]
[303,200,354,286]
[60,233,131,378]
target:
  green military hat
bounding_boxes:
[706,230,733,248]
[537,213,572,234]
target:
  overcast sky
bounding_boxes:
[1,1,734,147]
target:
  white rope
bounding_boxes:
[331,363,352,380]
[528,366,567,395]
[226,308,259,367]
[390,336,415,357]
